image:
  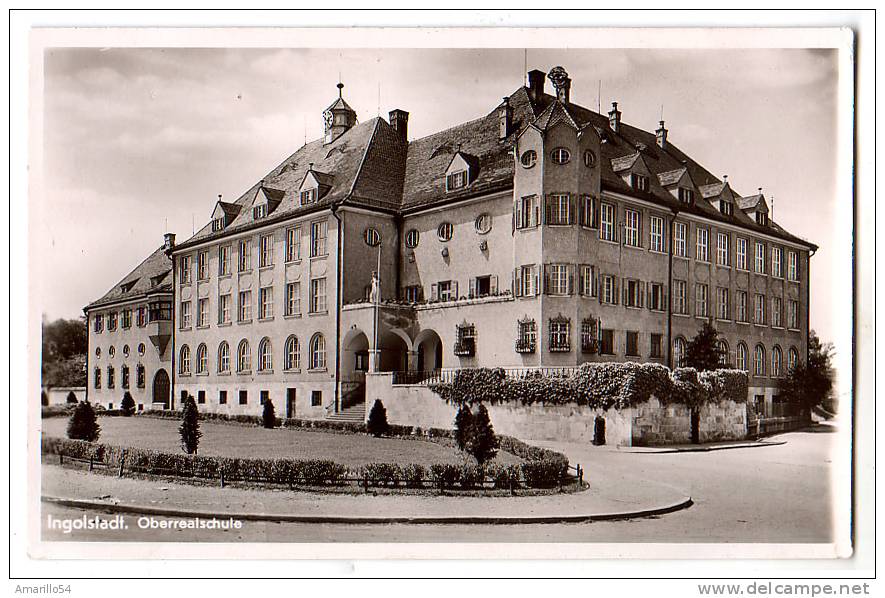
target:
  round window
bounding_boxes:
[138,343,146,356]
[108,346,115,358]
[364,227,381,247]
[474,213,492,235]
[583,149,596,168]
[405,229,420,248]
[122,345,130,358]
[552,147,571,165]
[437,222,453,242]
[95,347,101,359]
[520,150,537,168]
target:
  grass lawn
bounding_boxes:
[41,416,521,468]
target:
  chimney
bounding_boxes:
[389,109,409,144]
[608,102,621,133]
[527,69,545,103]
[498,97,513,139]
[164,232,176,251]
[656,120,668,149]
[547,67,571,104]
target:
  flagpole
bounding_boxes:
[372,243,381,373]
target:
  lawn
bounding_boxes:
[41,416,521,468]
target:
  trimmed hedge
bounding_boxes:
[431,363,749,409]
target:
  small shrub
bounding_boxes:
[453,403,474,451]
[521,459,566,489]
[429,463,460,489]
[120,392,136,416]
[489,464,521,490]
[466,404,499,465]
[362,462,402,487]
[402,464,426,488]
[66,401,100,442]
[262,398,277,429]
[458,462,484,489]
[179,395,201,455]
[366,399,390,438]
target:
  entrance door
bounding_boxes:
[593,416,606,446]
[286,388,297,419]
[690,408,700,444]
[152,369,170,408]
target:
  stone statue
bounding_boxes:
[370,270,381,303]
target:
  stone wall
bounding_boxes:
[630,398,692,445]
[699,400,748,443]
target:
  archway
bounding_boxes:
[415,329,443,372]
[378,328,410,372]
[152,369,170,408]
[340,328,370,410]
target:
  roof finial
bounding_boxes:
[309,162,314,171]
[218,194,222,201]
[758,187,763,194]
[723,175,728,182]
[337,82,344,98]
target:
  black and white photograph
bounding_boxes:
[10,10,874,591]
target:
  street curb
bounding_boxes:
[618,440,786,454]
[41,495,693,525]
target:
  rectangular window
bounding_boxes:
[517,265,537,297]
[300,188,317,205]
[788,300,800,329]
[310,278,327,313]
[446,170,468,191]
[788,251,799,281]
[121,310,132,329]
[259,286,273,319]
[239,390,248,405]
[674,222,687,257]
[107,312,118,331]
[600,329,615,355]
[772,247,783,278]
[673,280,687,314]
[580,195,598,228]
[754,293,766,325]
[624,209,641,247]
[717,287,729,320]
[219,390,227,405]
[197,251,209,280]
[238,290,252,322]
[719,199,733,215]
[649,282,665,311]
[403,285,422,303]
[219,245,231,276]
[286,227,301,262]
[259,234,274,268]
[238,239,251,272]
[736,291,748,322]
[649,216,664,252]
[197,298,209,327]
[548,319,571,352]
[218,294,231,324]
[517,319,537,353]
[547,194,572,225]
[716,232,730,266]
[253,204,268,220]
[198,390,206,405]
[547,264,570,296]
[755,242,766,274]
[310,220,328,257]
[179,255,192,284]
[180,301,191,329]
[311,390,322,407]
[736,238,748,270]
[696,227,709,262]
[624,279,643,308]
[516,195,539,229]
[580,265,596,297]
[625,331,639,357]
[601,275,617,305]
[600,203,616,242]
[772,296,783,328]
[679,187,694,204]
[286,282,301,316]
[695,283,708,318]
[631,173,649,191]
[260,390,269,405]
[580,319,597,353]
[437,280,455,301]
[650,333,663,358]
[136,307,146,327]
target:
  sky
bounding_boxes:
[38,47,847,379]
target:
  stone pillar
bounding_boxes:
[368,349,381,374]
[407,350,419,371]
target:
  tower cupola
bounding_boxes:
[323,82,357,144]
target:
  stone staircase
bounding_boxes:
[326,401,366,422]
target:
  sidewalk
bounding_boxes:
[615,439,786,454]
[41,457,692,524]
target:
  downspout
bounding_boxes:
[84,309,90,404]
[168,249,176,411]
[331,201,344,413]
[667,209,678,368]
[394,214,403,297]
[807,246,817,364]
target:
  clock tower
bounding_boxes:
[323,82,358,144]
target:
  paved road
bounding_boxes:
[41,426,837,543]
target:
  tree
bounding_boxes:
[67,401,100,442]
[366,399,390,438]
[262,398,277,429]
[453,403,474,451]
[778,331,835,409]
[466,404,499,465]
[120,392,136,416]
[42,317,88,388]
[684,321,725,372]
[179,395,202,454]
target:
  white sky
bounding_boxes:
[39,47,844,356]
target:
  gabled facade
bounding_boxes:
[85,67,817,419]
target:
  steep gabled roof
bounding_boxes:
[699,182,728,199]
[533,100,580,131]
[85,245,172,311]
[611,152,641,173]
[738,194,766,211]
[657,167,688,187]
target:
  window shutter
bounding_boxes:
[578,266,585,296]
[543,265,550,295]
[431,283,438,301]
[593,268,599,297]
[419,286,425,301]
[490,275,498,294]
[533,269,540,297]
[639,281,646,308]
[663,287,668,311]
[469,278,477,298]
[513,269,521,297]
[452,281,459,299]
[533,202,540,227]
[577,197,585,227]
[614,277,620,305]
[568,195,576,225]
[622,281,627,306]
[598,275,604,304]
[512,205,517,232]
[567,266,575,295]
[647,284,653,310]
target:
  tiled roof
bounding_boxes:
[611,152,641,173]
[217,201,241,219]
[307,170,335,189]
[657,168,687,187]
[325,96,355,113]
[738,194,765,210]
[85,245,172,311]
[699,182,727,199]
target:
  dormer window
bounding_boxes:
[301,188,317,205]
[253,204,268,220]
[446,170,468,191]
[719,200,734,216]
[631,173,649,192]
[678,187,694,204]
[756,212,769,226]
[212,217,225,232]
